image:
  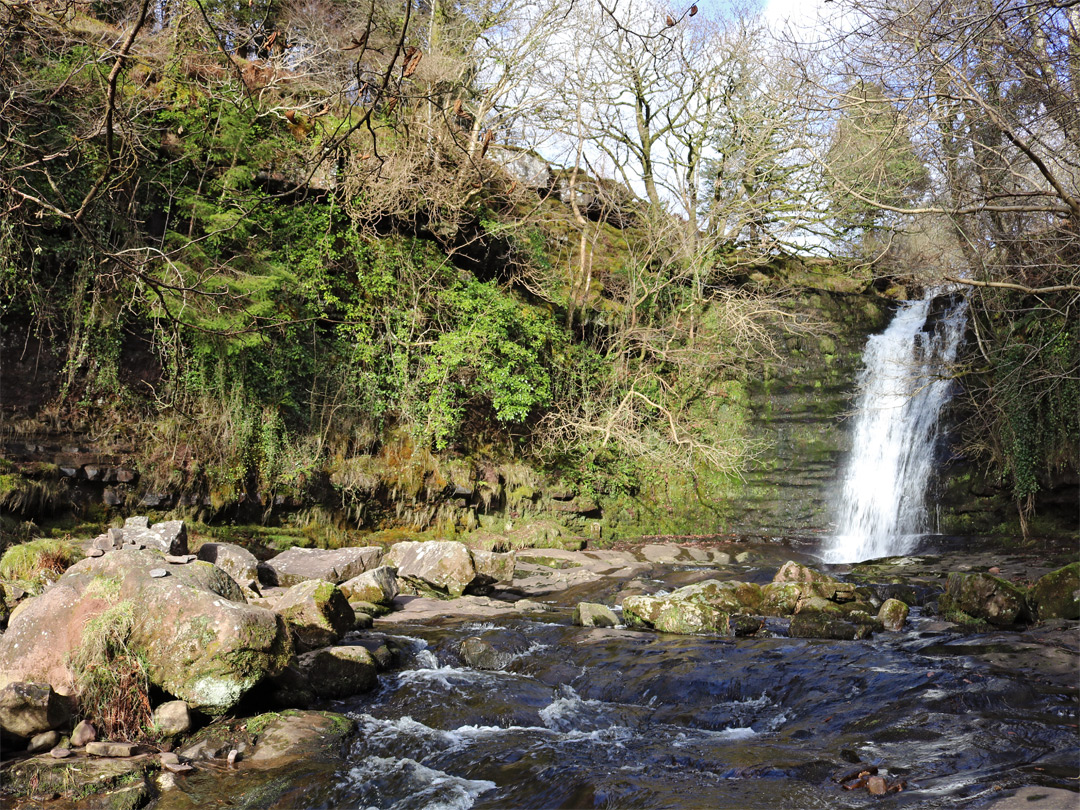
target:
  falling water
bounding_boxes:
[821,290,967,563]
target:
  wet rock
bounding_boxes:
[985,786,1080,809]
[878,598,909,631]
[86,740,138,757]
[774,561,856,602]
[339,566,399,605]
[246,710,356,765]
[789,613,873,640]
[71,719,96,746]
[943,572,1029,626]
[622,595,732,636]
[672,579,763,613]
[759,582,803,616]
[459,636,505,670]
[180,738,228,760]
[259,546,383,588]
[573,602,618,628]
[274,579,355,652]
[1029,562,1079,620]
[514,599,550,613]
[153,700,192,736]
[0,549,292,715]
[297,646,379,698]
[385,541,477,599]
[27,730,60,753]
[794,595,846,616]
[348,636,397,671]
[0,681,71,739]
[197,542,260,592]
[6,749,152,804]
[866,775,887,795]
[159,751,193,773]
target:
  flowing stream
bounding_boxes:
[151,541,1078,810]
[822,292,968,564]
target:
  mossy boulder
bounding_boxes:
[274,579,355,652]
[339,566,399,605]
[622,595,733,636]
[942,572,1029,626]
[0,549,292,715]
[760,582,803,616]
[774,561,856,602]
[573,602,618,628]
[1029,562,1080,620]
[878,598,909,631]
[246,710,357,766]
[671,579,763,613]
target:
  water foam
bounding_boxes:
[346,756,496,810]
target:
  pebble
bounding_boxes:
[49,747,72,758]
[88,548,105,558]
[149,569,169,578]
[867,775,887,795]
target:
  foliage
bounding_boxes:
[70,600,154,742]
[0,538,83,591]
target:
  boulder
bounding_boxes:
[670,580,763,613]
[274,579,354,652]
[1029,562,1080,620]
[470,550,516,589]
[339,566,399,605]
[573,603,618,628]
[774,561,856,602]
[943,572,1029,626]
[246,710,356,766]
[622,595,732,636]
[296,646,379,698]
[0,549,292,715]
[789,614,873,640]
[259,546,383,588]
[760,582,802,616]
[385,541,477,599]
[878,598,909,631]
[459,636,505,670]
[0,682,71,739]
[152,700,192,736]
[123,520,189,556]
[197,542,260,591]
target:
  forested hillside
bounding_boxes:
[1,0,1076,542]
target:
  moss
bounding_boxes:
[0,537,84,590]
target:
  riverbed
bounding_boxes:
[165,537,1078,810]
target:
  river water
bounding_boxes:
[254,541,1078,810]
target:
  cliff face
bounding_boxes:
[2,273,1072,547]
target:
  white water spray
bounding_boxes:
[821,291,967,563]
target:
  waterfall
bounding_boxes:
[820,290,967,563]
